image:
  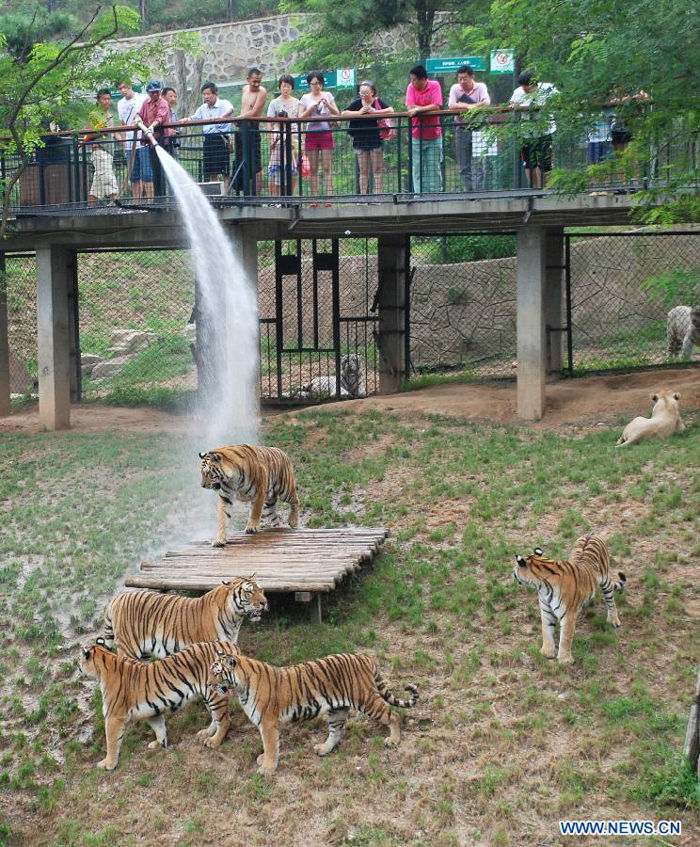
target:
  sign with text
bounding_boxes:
[336,68,356,88]
[490,50,515,74]
[294,70,357,90]
[426,56,486,75]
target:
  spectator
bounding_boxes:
[234,68,268,195]
[86,89,122,205]
[448,64,490,191]
[187,82,234,191]
[341,80,394,195]
[267,74,301,196]
[162,87,179,158]
[405,65,443,194]
[117,81,147,196]
[509,71,559,189]
[299,71,340,205]
[135,80,170,199]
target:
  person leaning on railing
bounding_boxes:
[405,65,443,194]
[184,82,234,192]
[267,74,301,197]
[508,70,559,190]
[233,68,268,195]
[299,71,340,205]
[448,64,490,192]
[341,80,394,195]
[84,88,123,206]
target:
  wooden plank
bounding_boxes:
[124,576,334,592]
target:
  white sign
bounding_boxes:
[336,68,356,88]
[490,50,514,74]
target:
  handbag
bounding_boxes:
[378,117,396,141]
[300,156,311,178]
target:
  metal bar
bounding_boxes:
[68,249,81,401]
[405,234,412,376]
[331,238,341,398]
[312,238,319,349]
[274,240,284,398]
[565,234,573,375]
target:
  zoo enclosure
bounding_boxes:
[3,230,699,405]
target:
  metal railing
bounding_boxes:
[0,108,687,212]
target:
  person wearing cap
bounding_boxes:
[134,80,170,199]
[448,65,490,191]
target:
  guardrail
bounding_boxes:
[0,108,674,211]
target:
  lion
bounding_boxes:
[616,391,685,446]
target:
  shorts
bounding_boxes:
[90,148,119,198]
[234,128,262,174]
[268,164,298,184]
[131,145,154,182]
[587,141,613,165]
[306,131,334,151]
[520,135,553,172]
[353,142,382,153]
[203,134,230,177]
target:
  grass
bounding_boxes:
[0,402,699,844]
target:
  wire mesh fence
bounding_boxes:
[3,230,699,408]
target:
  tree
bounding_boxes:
[279,0,461,69]
[456,0,700,221]
[0,4,155,240]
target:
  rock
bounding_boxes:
[106,329,153,357]
[80,353,104,377]
[183,323,197,343]
[91,356,130,381]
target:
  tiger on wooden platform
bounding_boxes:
[103,577,267,661]
[209,651,418,775]
[513,533,626,665]
[78,638,239,770]
[199,444,299,546]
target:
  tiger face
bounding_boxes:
[226,578,268,623]
[209,655,238,694]
[78,637,109,680]
[513,547,547,587]
[199,451,226,490]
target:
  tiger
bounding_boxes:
[199,445,300,546]
[103,577,267,661]
[209,651,418,775]
[666,304,700,359]
[78,638,239,770]
[513,534,626,665]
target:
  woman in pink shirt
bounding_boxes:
[405,65,443,194]
[299,71,339,205]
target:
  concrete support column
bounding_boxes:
[516,226,547,420]
[36,245,73,430]
[0,253,10,417]
[545,227,565,379]
[377,235,408,394]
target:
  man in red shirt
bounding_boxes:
[405,65,443,193]
[135,80,170,199]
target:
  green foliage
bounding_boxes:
[641,270,700,307]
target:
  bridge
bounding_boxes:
[0,110,677,428]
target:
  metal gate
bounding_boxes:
[259,238,380,402]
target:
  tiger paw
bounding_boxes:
[245,525,259,535]
[257,763,276,777]
[196,728,213,741]
[540,646,556,659]
[147,740,167,749]
[256,754,265,766]
[384,737,400,748]
[557,654,575,665]
[609,616,621,628]
[212,540,225,548]
[203,734,225,749]
[313,743,331,757]
[97,758,117,771]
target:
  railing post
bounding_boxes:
[397,115,403,193]
[0,252,10,417]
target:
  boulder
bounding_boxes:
[80,353,104,377]
[91,356,130,381]
[106,329,153,357]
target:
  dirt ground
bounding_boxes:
[2,367,698,434]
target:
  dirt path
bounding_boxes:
[2,367,698,434]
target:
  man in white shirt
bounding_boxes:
[509,71,559,189]
[117,81,147,197]
[448,64,490,191]
[187,82,234,191]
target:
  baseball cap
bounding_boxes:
[146,80,163,92]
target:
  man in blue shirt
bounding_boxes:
[188,82,234,191]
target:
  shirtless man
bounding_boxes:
[235,68,268,194]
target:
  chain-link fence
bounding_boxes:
[4,230,699,407]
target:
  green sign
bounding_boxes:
[426,56,486,74]
[490,50,515,74]
[294,70,357,91]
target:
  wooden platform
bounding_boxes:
[124,527,388,622]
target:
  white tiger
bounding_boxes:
[297,354,366,400]
[667,305,700,359]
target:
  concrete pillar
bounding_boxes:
[36,245,72,430]
[545,227,565,379]
[516,226,546,420]
[377,235,408,394]
[0,253,10,417]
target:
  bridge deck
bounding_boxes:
[124,527,388,622]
